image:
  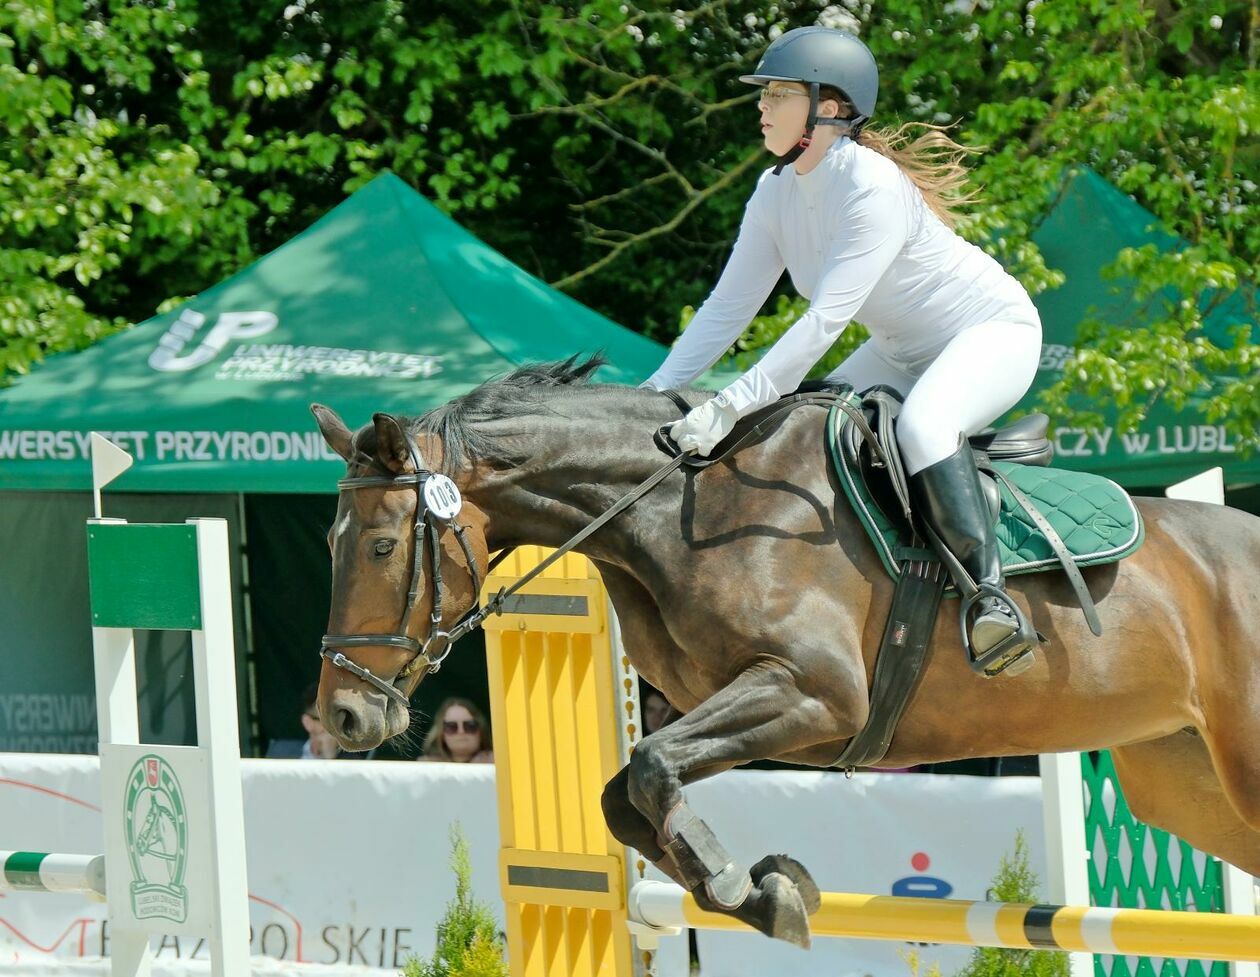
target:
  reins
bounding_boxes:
[322,388,871,707]
[447,389,868,645]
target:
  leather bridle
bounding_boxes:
[320,432,486,709]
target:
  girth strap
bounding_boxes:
[833,551,947,770]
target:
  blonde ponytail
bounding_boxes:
[854,122,983,228]
[818,85,982,227]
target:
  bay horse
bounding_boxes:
[312,358,1260,947]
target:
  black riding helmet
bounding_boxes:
[741,27,879,173]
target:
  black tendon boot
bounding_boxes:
[910,441,1035,676]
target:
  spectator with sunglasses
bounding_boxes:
[418,697,494,763]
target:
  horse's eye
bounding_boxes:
[374,539,396,557]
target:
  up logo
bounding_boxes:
[149,308,278,372]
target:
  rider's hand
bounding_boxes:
[668,392,739,456]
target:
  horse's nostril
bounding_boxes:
[334,706,356,739]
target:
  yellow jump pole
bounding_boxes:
[629,880,1260,962]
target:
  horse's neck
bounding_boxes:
[465,393,678,561]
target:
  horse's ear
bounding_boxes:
[371,412,414,473]
[311,404,354,462]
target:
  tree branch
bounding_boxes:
[572,170,679,211]
[508,73,662,119]
[550,146,763,290]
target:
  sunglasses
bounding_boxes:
[443,719,480,734]
[758,86,809,107]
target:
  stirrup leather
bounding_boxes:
[959,583,1038,677]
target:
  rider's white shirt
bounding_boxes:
[645,136,1040,414]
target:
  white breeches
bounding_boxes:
[825,321,1043,475]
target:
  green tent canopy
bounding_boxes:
[1019,168,1258,488]
[0,172,665,493]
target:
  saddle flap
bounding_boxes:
[838,389,914,536]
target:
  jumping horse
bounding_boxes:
[312,358,1260,948]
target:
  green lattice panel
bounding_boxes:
[1083,751,1228,977]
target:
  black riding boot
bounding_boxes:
[911,442,1029,672]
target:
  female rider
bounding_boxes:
[642,27,1043,674]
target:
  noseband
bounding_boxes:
[320,436,483,709]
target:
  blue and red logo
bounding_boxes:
[891,851,954,899]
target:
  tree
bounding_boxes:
[959,0,1258,449]
[2,1,1254,450]
[403,825,507,977]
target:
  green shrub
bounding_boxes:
[952,831,1070,977]
[401,825,507,977]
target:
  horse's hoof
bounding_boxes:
[751,854,821,914]
[692,854,818,947]
[752,871,813,949]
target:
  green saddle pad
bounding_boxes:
[827,405,1145,583]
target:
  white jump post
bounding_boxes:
[1,439,250,974]
[84,515,251,976]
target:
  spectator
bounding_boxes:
[267,682,344,759]
[418,698,493,763]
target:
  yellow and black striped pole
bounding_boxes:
[628,880,1260,962]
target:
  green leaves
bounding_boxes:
[0,0,215,373]
[1,0,1254,462]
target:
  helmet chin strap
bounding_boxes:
[772,82,866,175]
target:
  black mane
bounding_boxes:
[411,354,610,471]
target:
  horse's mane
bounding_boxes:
[409,354,610,471]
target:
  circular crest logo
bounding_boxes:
[123,754,190,923]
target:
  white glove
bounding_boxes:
[668,391,739,456]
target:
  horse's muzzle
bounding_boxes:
[324,685,400,752]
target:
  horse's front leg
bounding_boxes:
[624,662,865,948]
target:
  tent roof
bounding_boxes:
[0,173,665,493]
